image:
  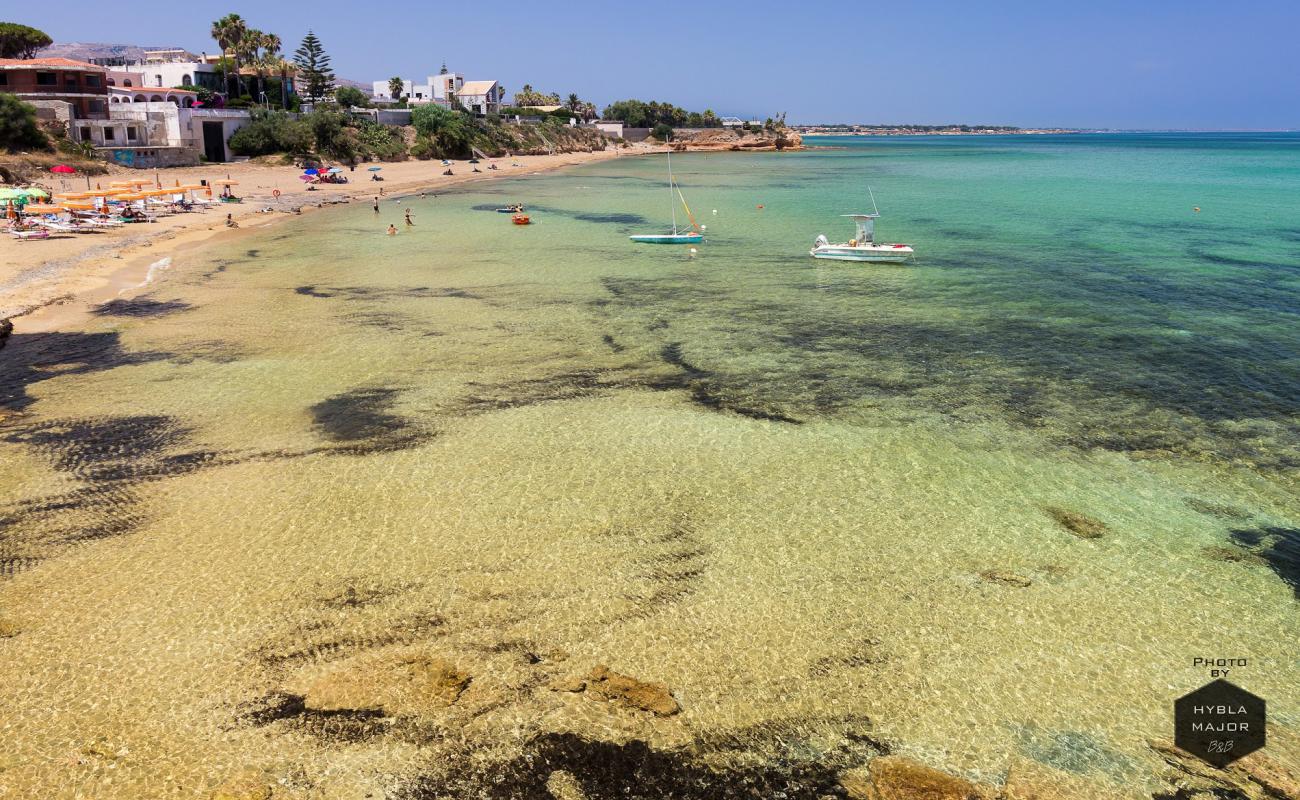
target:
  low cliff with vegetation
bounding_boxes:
[670,127,803,152]
[229,106,609,164]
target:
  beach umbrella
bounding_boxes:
[0,188,22,200]
[298,174,314,182]
[50,165,76,174]
[216,179,239,186]
[367,166,382,172]
[303,168,319,175]
[328,167,343,174]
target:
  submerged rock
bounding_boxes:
[1043,507,1108,539]
[1148,736,1300,800]
[839,756,991,799]
[1201,545,1267,565]
[979,570,1033,588]
[300,653,470,715]
[209,770,274,800]
[1002,758,1131,799]
[555,664,681,716]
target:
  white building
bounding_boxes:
[456,80,504,116]
[371,78,413,101]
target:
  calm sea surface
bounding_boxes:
[1,133,1297,797]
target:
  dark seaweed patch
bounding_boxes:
[309,387,433,453]
[294,284,482,301]
[311,388,405,441]
[398,724,886,800]
[295,285,335,298]
[1228,526,1300,598]
[456,370,617,414]
[808,638,888,678]
[0,413,229,575]
[0,331,170,412]
[1015,726,1138,781]
[239,692,389,742]
[573,211,650,226]
[90,297,193,318]
[601,334,625,353]
[1184,497,1253,520]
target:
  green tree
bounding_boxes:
[651,122,673,141]
[566,93,582,114]
[411,104,472,158]
[293,30,335,103]
[227,108,312,155]
[387,76,404,101]
[0,93,48,151]
[249,31,283,103]
[0,22,52,58]
[335,86,368,108]
[210,14,247,97]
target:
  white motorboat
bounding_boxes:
[810,190,913,262]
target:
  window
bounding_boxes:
[127,126,138,140]
[182,74,191,85]
[84,74,101,87]
[88,100,105,113]
[107,78,116,86]
[79,127,91,141]
[36,72,57,86]
[104,127,115,141]
[123,79,132,87]
[0,73,8,86]
[155,75,163,87]
[65,74,79,87]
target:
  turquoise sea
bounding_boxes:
[1,132,1297,798]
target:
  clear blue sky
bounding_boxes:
[18,0,1300,128]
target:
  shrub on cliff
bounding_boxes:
[0,93,49,152]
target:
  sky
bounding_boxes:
[14,0,1300,129]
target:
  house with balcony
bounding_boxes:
[0,57,110,122]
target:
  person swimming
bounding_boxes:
[387,224,397,235]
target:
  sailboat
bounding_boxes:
[630,145,703,244]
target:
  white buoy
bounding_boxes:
[712,209,718,214]
[688,247,698,258]
[700,224,707,231]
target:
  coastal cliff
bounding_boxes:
[671,128,803,152]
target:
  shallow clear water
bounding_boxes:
[1,133,1297,798]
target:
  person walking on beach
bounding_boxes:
[404,208,414,227]
[373,197,380,214]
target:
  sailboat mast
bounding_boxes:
[667,143,678,235]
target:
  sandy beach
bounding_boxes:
[1,146,651,325]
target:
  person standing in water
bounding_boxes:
[373,197,380,214]
[404,208,414,227]
[387,224,397,235]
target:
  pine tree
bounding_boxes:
[293,30,335,103]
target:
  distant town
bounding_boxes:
[793,124,1082,136]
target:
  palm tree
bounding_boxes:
[567,93,582,114]
[388,76,404,102]
[252,31,282,103]
[210,14,246,98]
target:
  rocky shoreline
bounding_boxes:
[671,128,804,152]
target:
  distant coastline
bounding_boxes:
[794,125,1082,136]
